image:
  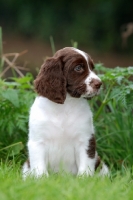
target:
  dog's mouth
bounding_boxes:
[82,89,101,100]
[84,94,96,100]
[84,97,92,100]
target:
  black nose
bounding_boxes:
[91,79,102,89]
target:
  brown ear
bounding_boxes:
[89,57,95,70]
[34,57,66,104]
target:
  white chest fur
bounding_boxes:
[29,94,94,139]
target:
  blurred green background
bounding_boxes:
[0,0,133,69]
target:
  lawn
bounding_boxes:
[0,163,133,200]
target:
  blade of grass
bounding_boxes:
[0,142,23,151]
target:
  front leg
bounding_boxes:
[28,140,49,177]
[76,135,96,176]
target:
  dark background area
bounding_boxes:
[0,0,133,70]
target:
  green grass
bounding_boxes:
[0,163,133,200]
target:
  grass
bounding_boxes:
[0,163,133,200]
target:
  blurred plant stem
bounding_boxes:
[0,27,4,73]
[94,82,114,121]
[50,36,56,55]
[71,40,78,48]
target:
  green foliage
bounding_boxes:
[94,64,133,120]
[91,64,133,170]
[0,74,35,160]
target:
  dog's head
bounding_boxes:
[34,47,102,104]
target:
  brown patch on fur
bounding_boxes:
[34,57,66,104]
[89,58,95,70]
[95,156,101,170]
[86,134,96,158]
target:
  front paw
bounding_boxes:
[77,167,94,177]
[31,168,49,178]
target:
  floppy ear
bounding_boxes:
[89,57,95,70]
[34,57,66,104]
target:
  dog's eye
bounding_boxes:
[74,65,83,72]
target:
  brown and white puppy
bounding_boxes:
[23,47,108,178]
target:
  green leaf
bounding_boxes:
[128,84,133,90]
[0,88,19,107]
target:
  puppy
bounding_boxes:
[23,47,108,178]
